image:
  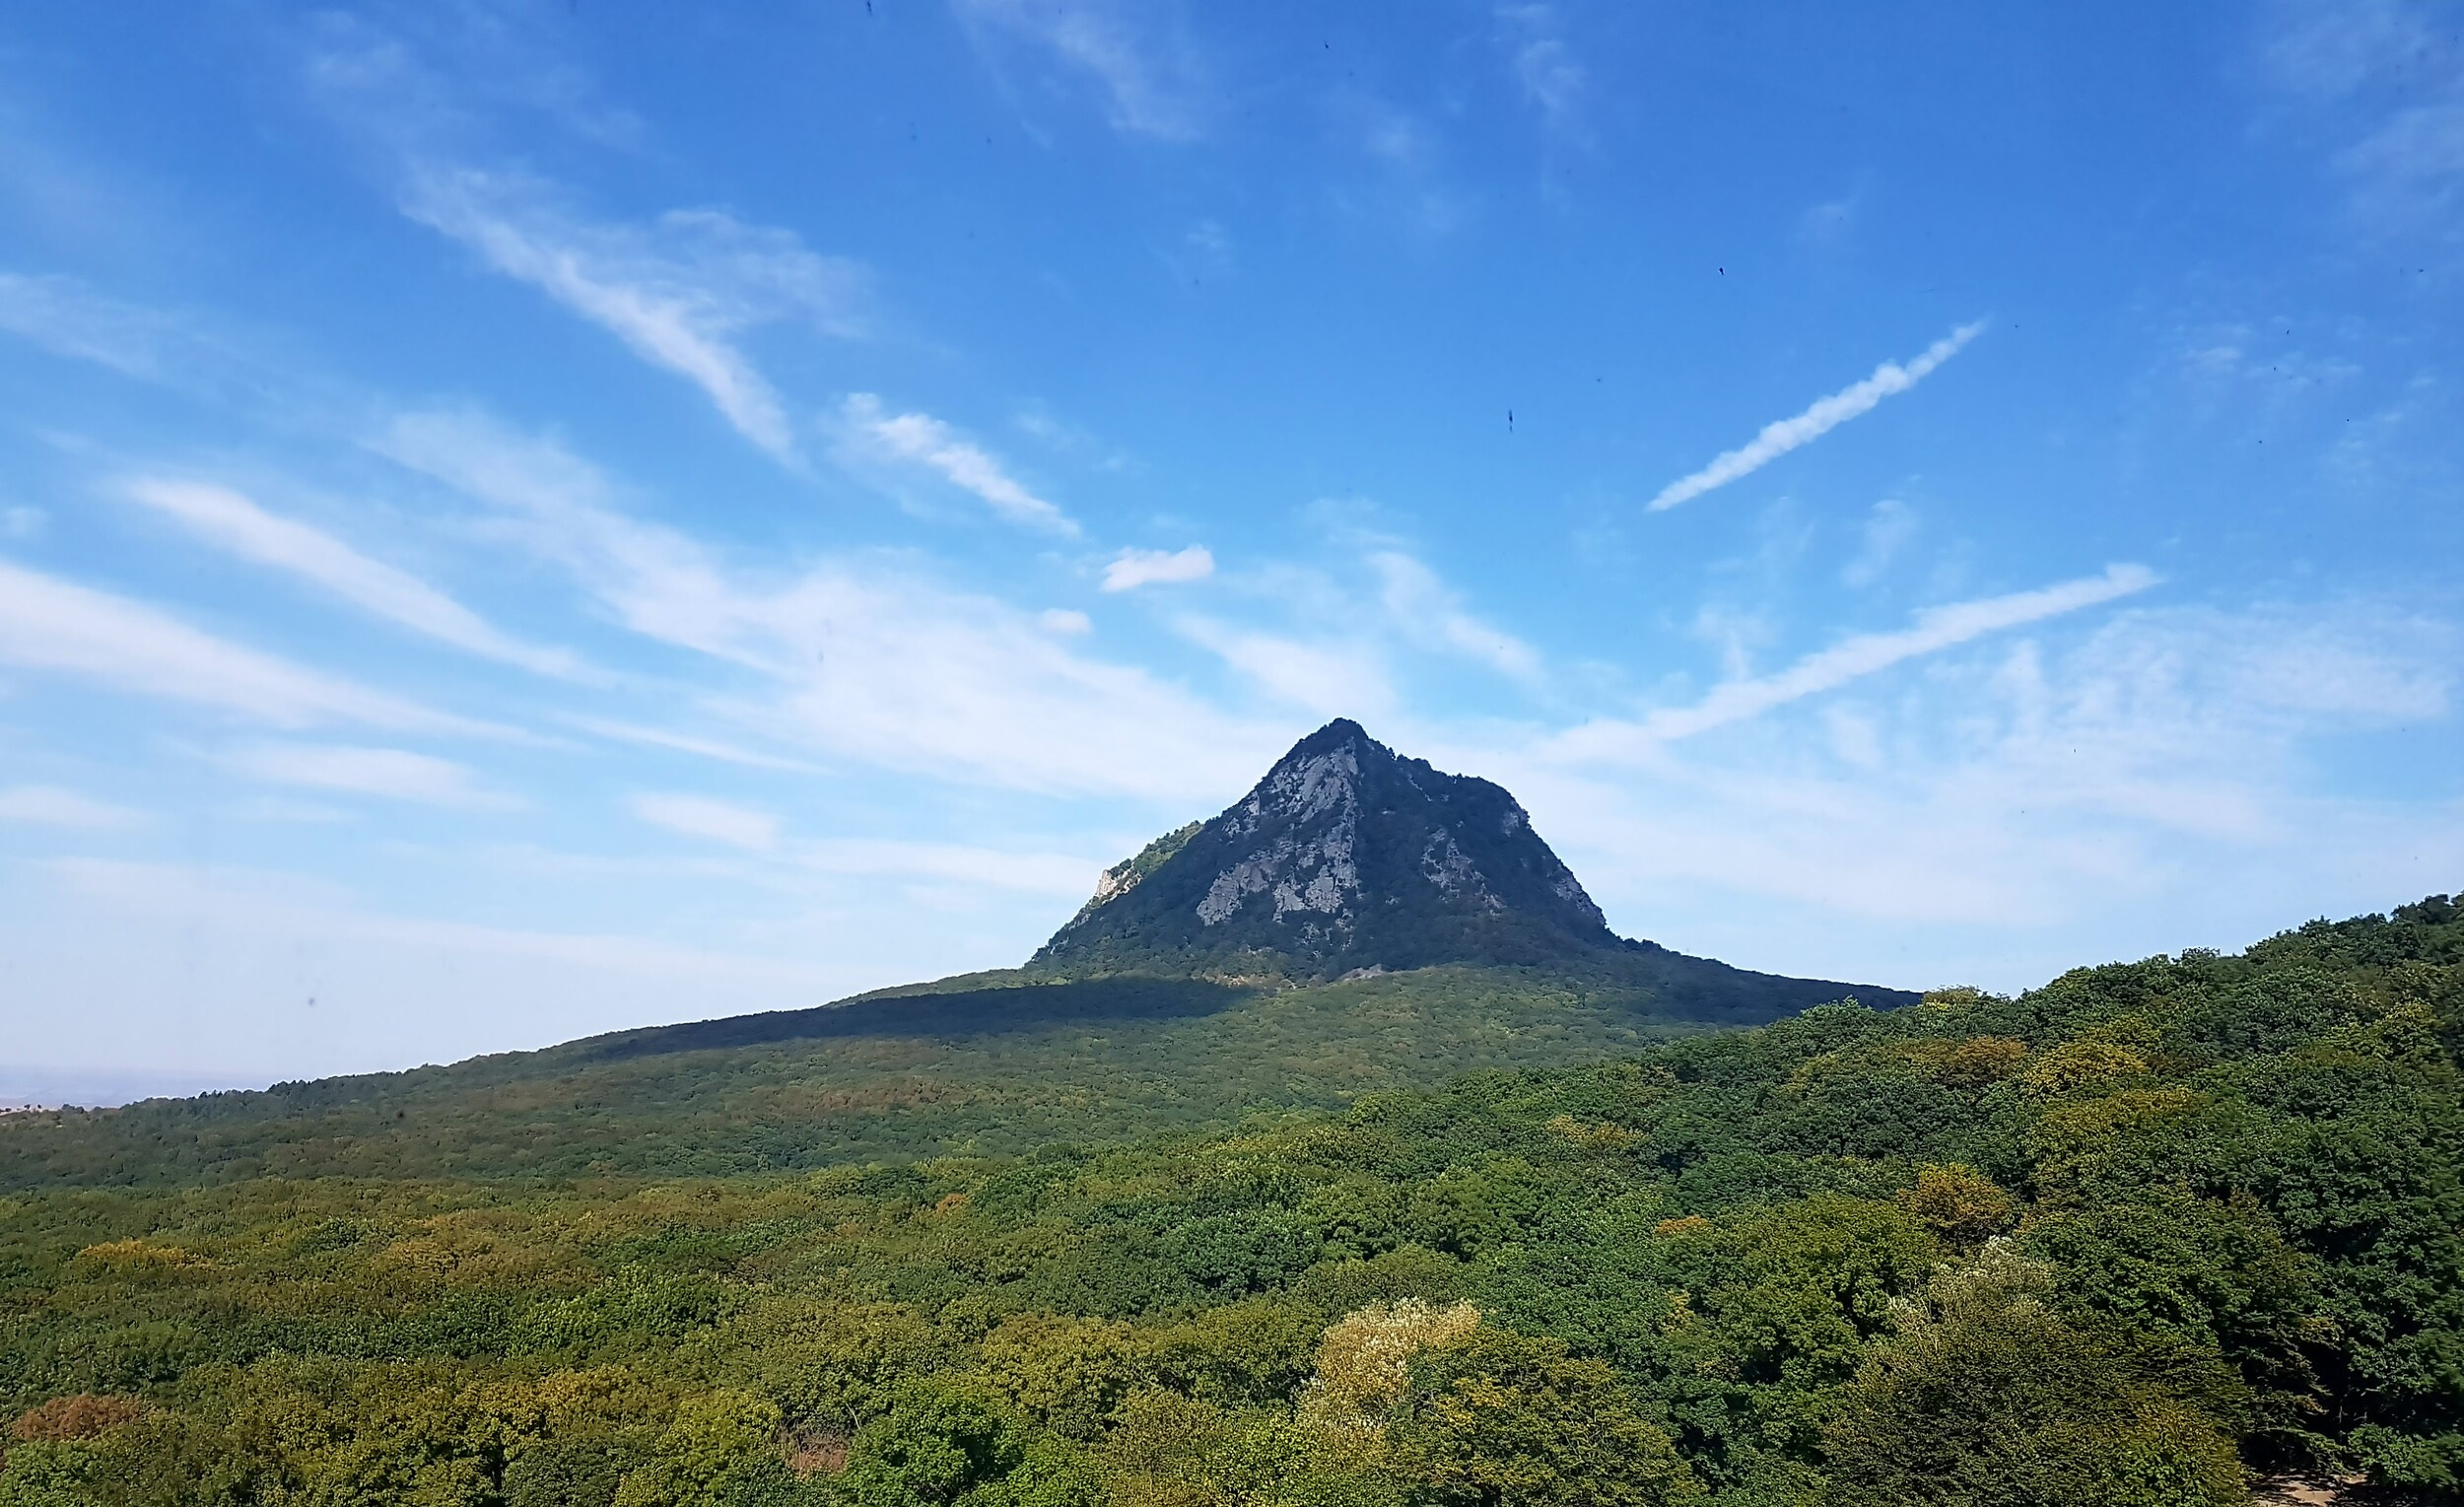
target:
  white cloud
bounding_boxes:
[1841,498,1917,586]
[123,478,582,678]
[0,556,502,735]
[1166,220,1235,284]
[841,394,1080,536]
[300,3,647,153]
[0,785,142,829]
[2264,0,2464,232]
[1800,194,1858,245]
[1102,545,1213,590]
[1369,549,1541,681]
[373,410,1276,800]
[1335,96,1473,239]
[0,272,229,385]
[1499,6,1585,137]
[1554,564,2159,759]
[955,0,1206,140]
[1,506,42,539]
[2265,0,2436,100]
[565,716,827,774]
[629,791,780,851]
[1177,616,1394,719]
[223,796,352,825]
[797,837,1096,897]
[0,275,349,429]
[1431,598,2461,993]
[224,742,519,810]
[1648,321,1987,512]
[1039,608,1093,634]
[401,170,863,461]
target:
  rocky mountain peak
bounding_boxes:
[1031,719,1617,979]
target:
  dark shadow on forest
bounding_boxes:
[574,977,1259,1062]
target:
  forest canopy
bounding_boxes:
[0,895,2457,1505]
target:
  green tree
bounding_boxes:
[1822,1294,2245,1507]
[1389,1328,1704,1507]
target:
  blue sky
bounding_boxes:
[2,1,2459,1100]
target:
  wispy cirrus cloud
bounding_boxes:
[2264,0,2464,233]
[0,785,143,829]
[1647,321,1987,512]
[1841,498,1917,587]
[1170,533,1533,711]
[1369,550,1542,681]
[0,557,502,736]
[372,409,1274,799]
[224,742,519,810]
[1175,616,1397,720]
[123,478,584,679]
[795,837,1096,897]
[1102,545,1212,590]
[622,794,1098,894]
[840,393,1081,536]
[1499,5,1586,139]
[0,272,276,397]
[955,0,1208,141]
[566,717,827,775]
[0,272,197,381]
[1553,563,2158,759]
[1333,94,1474,239]
[402,169,865,462]
[628,791,779,851]
[1468,597,2460,993]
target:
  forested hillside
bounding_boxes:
[0,966,1744,1189]
[1,895,2456,1505]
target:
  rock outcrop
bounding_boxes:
[1031,719,1917,1016]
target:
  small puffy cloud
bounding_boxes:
[1039,608,1093,634]
[628,791,780,851]
[2,507,44,539]
[841,394,1079,536]
[225,742,519,810]
[0,785,143,828]
[1102,545,1213,591]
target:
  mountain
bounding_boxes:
[1031,718,1912,1013]
[0,720,1911,1188]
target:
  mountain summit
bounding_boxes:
[1035,719,1609,978]
[1032,719,1913,1014]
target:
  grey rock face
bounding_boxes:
[1033,719,1619,978]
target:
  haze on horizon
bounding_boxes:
[0,0,2458,1102]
